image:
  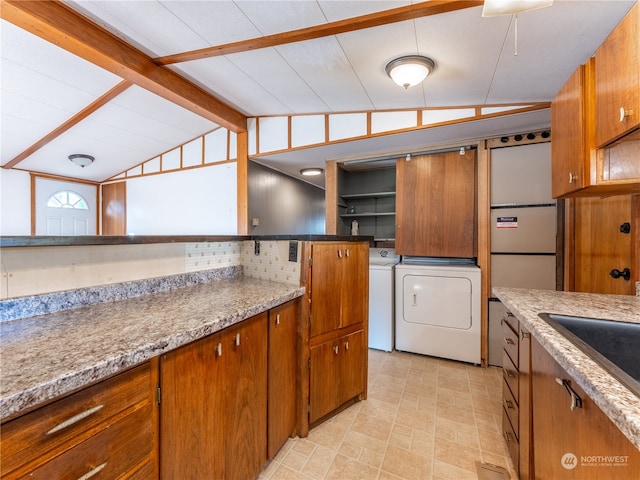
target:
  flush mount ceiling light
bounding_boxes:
[482,0,553,17]
[68,154,95,168]
[300,168,324,176]
[385,55,435,89]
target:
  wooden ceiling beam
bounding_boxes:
[155,0,483,65]
[3,80,132,170]
[1,0,247,133]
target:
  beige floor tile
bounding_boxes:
[381,444,433,479]
[325,454,381,480]
[261,350,515,480]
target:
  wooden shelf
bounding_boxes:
[341,191,396,199]
[340,212,395,218]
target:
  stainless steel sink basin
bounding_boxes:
[539,313,640,398]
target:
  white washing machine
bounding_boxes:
[395,258,481,364]
[369,248,400,352]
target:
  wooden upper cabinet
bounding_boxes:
[396,149,477,257]
[551,61,595,198]
[595,2,640,147]
[309,242,368,337]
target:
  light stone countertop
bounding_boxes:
[493,287,640,451]
[0,276,305,420]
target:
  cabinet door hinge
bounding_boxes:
[156,384,161,406]
[309,257,313,267]
[308,403,311,413]
[307,357,311,369]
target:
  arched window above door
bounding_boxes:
[46,190,89,210]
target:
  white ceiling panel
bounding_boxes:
[319,1,410,22]
[235,1,328,35]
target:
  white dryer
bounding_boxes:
[395,259,481,364]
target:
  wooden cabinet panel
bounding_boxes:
[1,362,155,479]
[396,149,476,257]
[268,300,298,459]
[338,330,365,405]
[310,243,343,336]
[595,2,640,147]
[340,243,368,328]
[532,338,640,479]
[101,181,126,235]
[573,195,636,295]
[309,339,340,423]
[160,314,268,480]
[551,61,594,197]
[310,242,368,336]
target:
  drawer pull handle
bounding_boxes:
[337,249,343,259]
[619,107,634,122]
[504,338,515,345]
[235,333,241,347]
[47,405,104,435]
[344,341,349,351]
[334,345,339,355]
[504,399,515,410]
[503,430,514,444]
[569,172,578,184]
[275,314,281,325]
[521,330,530,340]
[216,342,222,357]
[77,462,107,480]
[505,369,516,379]
[345,248,350,257]
[555,377,583,411]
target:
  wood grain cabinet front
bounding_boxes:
[595,2,640,148]
[0,361,158,480]
[532,338,640,479]
[160,313,268,480]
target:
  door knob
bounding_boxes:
[609,268,631,281]
[619,222,631,234]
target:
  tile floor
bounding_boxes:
[259,349,516,480]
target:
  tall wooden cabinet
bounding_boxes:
[304,241,369,428]
[396,149,477,257]
[160,313,268,480]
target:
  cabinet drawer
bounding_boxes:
[1,362,152,476]
[502,408,519,476]
[502,311,518,334]
[502,378,519,438]
[502,320,518,368]
[503,352,519,404]
[15,403,154,480]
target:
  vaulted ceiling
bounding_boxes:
[1,1,635,187]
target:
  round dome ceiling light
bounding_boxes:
[385,55,435,89]
[68,154,95,168]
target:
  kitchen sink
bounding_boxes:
[539,313,640,398]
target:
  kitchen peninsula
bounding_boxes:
[0,235,370,479]
[494,287,640,478]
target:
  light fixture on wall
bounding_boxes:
[385,55,435,89]
[68,154,95,168]
[482,0,553,17]
[300,168,324,176]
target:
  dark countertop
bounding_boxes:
[0,234,374,248]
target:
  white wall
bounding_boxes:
[126,162,237,235]
[0,169,31,235]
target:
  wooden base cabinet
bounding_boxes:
[267,300,298,459]
[0,361,158,480]
[309,329,365,424]
[532,338,640,479]
[160,313,268,480]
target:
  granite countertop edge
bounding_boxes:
[493,287,640,451]
[0,277,305,421]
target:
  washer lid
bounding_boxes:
[370,248,400,265]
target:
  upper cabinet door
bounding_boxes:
[396,149,477,258]
[551,62,593,197]
[595,2,640,147]
[340,243,368,328]
[310,243,344,337]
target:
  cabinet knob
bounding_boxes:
[568,172,578,184]
[620,222,631,234]
[619,107,634,122]
[609,268,631,281]
[521,330,530,340]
